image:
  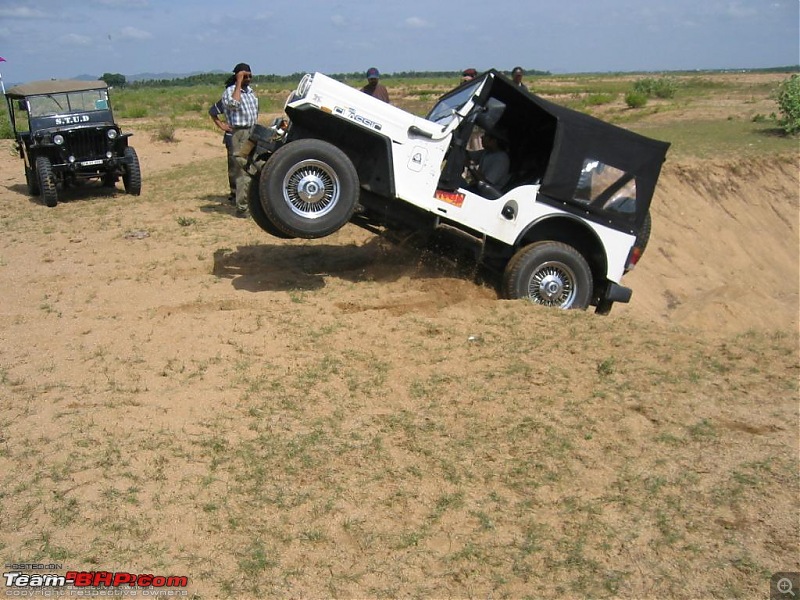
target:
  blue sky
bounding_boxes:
[0,0,797,85]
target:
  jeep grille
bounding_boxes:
[64,128,106,158]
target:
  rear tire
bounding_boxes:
[122,146,142,195]
[260,139,359,239]
[503,241,592,309]
[35,156,58,207]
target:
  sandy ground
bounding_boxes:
[23,124,795,335]
[0,122,797,599]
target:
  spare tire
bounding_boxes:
[259,139,359,239]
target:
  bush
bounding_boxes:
[154,121,177,143]
[633,76,678,99]
[775,74,800,135]
[625,91,648,109]
[586,93,616,106]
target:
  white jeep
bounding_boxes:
[246,69,669,313]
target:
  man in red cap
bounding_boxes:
[462,68,478,83]
[361,67,390,103]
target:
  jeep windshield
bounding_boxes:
[426,78,484,126]
[27,89,109,118]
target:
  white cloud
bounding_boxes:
[59,33,92,46]
[119,26,152,40]
[725,2,758,18]
[95,0,149,7]
[0,6,48,19]
[405,16,432,28]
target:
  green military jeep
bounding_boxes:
[4,79,141,207]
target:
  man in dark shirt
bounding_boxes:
[361,67,390,103]
[511,66,529,91]
[472,131,510,190]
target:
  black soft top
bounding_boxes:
[474,70,670,229]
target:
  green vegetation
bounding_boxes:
[100,72,127,88]
[633,75,679,99]
[625,91,648,109]
[775,73,800,134]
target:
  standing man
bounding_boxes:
[511,66,528,91]
[208,98,235,205]
[361,67,390,103]
[222,62,259,217]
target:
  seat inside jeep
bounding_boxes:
[439,75,557,198]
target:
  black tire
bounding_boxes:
[247,175,296,239]
[122,146,142,195]
[35,156,58,207]
[260,139,359,239]
[502,241,593,309]
[26,166,40,196]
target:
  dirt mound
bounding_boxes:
[614,154,799,333]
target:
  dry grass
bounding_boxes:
[0,73,798,599]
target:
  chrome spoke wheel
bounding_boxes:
[283,160,340,219]
[528,261,577,307]
[503,242,592,310]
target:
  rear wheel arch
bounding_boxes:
[514,214,608,286]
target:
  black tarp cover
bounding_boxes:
[484,70,670,228]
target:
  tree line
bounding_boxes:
[100,69,554,89]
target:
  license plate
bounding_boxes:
[80,159,104,167]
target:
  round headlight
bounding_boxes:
[53,134,65,145]
[107,129,118,140]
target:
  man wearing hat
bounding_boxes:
[461,68,478,83]
[361,67,390,103]
[222,62,259,216]
[511,66,528,91]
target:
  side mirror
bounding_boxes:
[17,100,28,112]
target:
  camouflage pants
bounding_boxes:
[229,128,254,212]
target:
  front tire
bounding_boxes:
[26,165,41,196]
[35,156,58,207]
[503,241,593,309]
[122,146,142,195]
[260,139,359,239]
[247,175,296,239]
